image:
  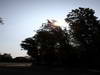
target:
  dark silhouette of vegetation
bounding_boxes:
[0,17,4,24]
[65,7,100,66]
[0,53,32,63]
[21,20,78,65]
[21,7,100,68]
[0,53,12,62]
[13,56,32,62]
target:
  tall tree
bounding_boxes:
[65,7,100,64]
[21,20,70,64]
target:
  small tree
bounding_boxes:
[0,17,4,24]
[0,53,12,62]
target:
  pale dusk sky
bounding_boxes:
[0,0,100,57]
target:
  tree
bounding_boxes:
[13,56,32,62]
[0,53,12,62]
[21,20,70,65]
[65,7,100,64]
[0,17,4,24]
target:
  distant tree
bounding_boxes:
[21,20,71,65]
[0,17,4,24]
[0,53,12,62]
[65,7,100,64]
[14,56,32,62]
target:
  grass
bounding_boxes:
[0,62,32,67]
[0,63,99,75]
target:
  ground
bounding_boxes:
[0,63,99,75]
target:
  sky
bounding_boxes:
[0,0,100,58]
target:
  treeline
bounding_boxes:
[0,53,32,63]
[20,7,100,67]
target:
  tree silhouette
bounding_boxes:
[0,53,12,62]
[20,7,100,67]
[65,7,100,64]
[0,17,4,24]
[13,56,32,62]
[21,20,71,65]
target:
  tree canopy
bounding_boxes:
[21,7,100,66]
[21,20,71,64]
[65,7,100,48]
[65,7,100,64]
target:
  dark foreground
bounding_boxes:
[0,63,99,75]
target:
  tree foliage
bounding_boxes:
[0,53,12,62]
[21,20,72,64]
[21,7,100,66]
[65,7,100,64]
